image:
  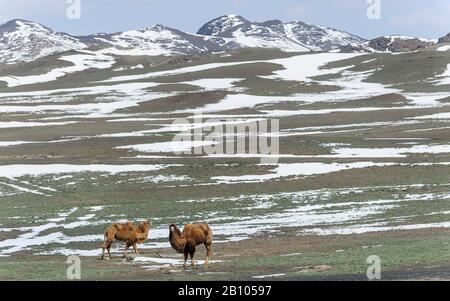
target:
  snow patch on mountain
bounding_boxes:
[232,26,310,52]
[198,15,365,52]
[277,22,366,51]
[93,25,204,56]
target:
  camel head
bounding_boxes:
[169,224,181,235]
[138,220,151,232]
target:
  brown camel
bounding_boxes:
[101,220,151,259]
[169,223,212,267]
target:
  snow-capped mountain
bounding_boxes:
[260,19,366,51]
[197,15,365,51]
[0,19,87,64]
[90,24,239,56]
[0,16,444,65]
[0,19,239,64]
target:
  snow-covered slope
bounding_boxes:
[197,15,365,52]
[264,20,366,51]
[197,15,310,52]
[0,19,87,64]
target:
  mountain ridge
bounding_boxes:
[0,15,445,64]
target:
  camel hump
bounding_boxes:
[113,221,133,231]
[182,223,211,240]
[113,223,124,231]
[192,223,211,236]
[125,221,134,230]
[201,223,211,234]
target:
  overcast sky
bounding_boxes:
[0,0,449,39]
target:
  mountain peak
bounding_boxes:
[223,14,239,18]
[261,19,284,26]
[145,24,171,31]
[223,14,246,20]
[197,14,250,36]
[0,19,46,33]
[1,18,33,26]
[2,18,48,28]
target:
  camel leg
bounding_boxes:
[101,240,112,260]
[101,241,107,260]
[183,251,188,268]
[190,249,196,267]
[132,243,139,255]
[205,242,212,267]
[124,243,131,258]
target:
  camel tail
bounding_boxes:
[204,224,213,243]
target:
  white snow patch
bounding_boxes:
[252,273,285,279]
[133,256,221,266]
[263,52,360,82]
[117,141,218,153]
[101,60,263,83]
[0,121,77,129]
[414,112,450,120]
[0,164,175,179]
[0,51,115,87]
[433,64,450,86]
[213,162,394,183]
[0,141,36,147]
[437,45,450,52]
[329,144,450,158]
[304,221,450,235]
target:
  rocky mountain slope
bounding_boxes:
[367,36,436,52]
